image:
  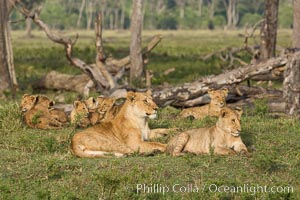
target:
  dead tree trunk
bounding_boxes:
[130,0,144,85]
[153,55,288,107]
[175,0,186,19]
[293,0,300,48]
[0,0,17,97]
[198,0,203,17]
[120,1,126,29]
[223,0,238,29]
[34,71,90,94]
[260,0,279,60]
[282,1,300,118]
[86,0,93,30]
[16,3,161,96]
[76,0,86,29]
[25,18,33,38]
[283,52,300,118]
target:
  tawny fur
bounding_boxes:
[70,100,90,128]
[167,107,249,156]
[90,96,173,138]
[21,94,64,129]
[89,96,117,125]
[21,94,68,124]
[49,108,68,123]
[70,91,167,158]
[179,88,228,119]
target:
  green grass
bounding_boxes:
[1,103,299,199]
[1,29,299,199]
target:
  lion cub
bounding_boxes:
[167,107,248,156]
[70,100,91,128]
[89,96,117,125]
[179,88,228,119]
[21,94,65,129]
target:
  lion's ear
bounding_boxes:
[222,88,229,96]
[32,95,39,105]
[234,107,243,119]
[49,100,55,107]
[127,91,136,101]
[146,90,152,96]
[22,94,30,99]
[109,97,116,104]
[73,100,80,109]
[87,97,96,103]
[207,89,215,96]
[97,96,105,102]
[220,108,229,118]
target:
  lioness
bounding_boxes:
[70,100,91,128]
[92,95,173,138]
[21,95,64,129]
[70,91,167,158]
[167,107,248,156]
[179,88,228,119]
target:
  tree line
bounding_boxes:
[10,0,293,31]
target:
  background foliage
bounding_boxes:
[10,0,293,30]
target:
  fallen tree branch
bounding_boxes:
[17,7,110,92]
[153,55,288,107]
[14,3,162,96]
[34,71,90,94]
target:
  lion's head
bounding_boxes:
[126,90,158,119]
[73,100,89,118]
[20,94,54,112]
[217,107,243,137]
[96,96,116,115]
[36,95,55,108]
[84,97,97,110]
[20,94,37,112]
[208,88,228,108]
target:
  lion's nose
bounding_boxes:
[237,128,241,132]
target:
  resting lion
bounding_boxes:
[167,107,249,156]
[70,100,91,128]
[89,96,117,125]
[70,91,167,158]
[21,94,68,123]
[179,88,228,119]
[21,94,64,129]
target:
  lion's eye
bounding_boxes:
[143,99,148,104]
[232,119,236,123]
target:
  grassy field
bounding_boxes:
[1,29,299,199]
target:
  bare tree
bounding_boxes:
[113,3,120,30]
[0,0,18,97]
[283,0,300,118]
[293,0,300,48]
[86,0,94,30]
[120,0,126,29]
[76,0,86,29]
[156,0,166,15]
[208,0,216,19]
[176,0,186,19]
[130,0,144,84]
[222,0,239,29]
[198,0,203,17]
[260,0,279,60]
